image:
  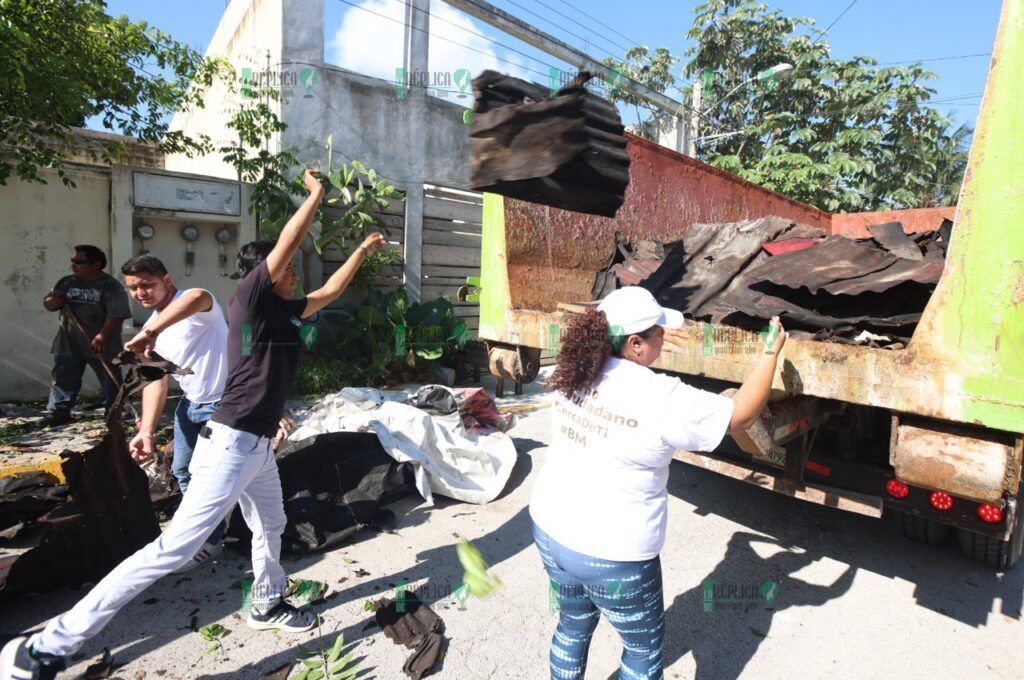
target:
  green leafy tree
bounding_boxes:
[218,93,402,293]
[0,0,226,186]
[600,46,679,139]
[603,0,971,212]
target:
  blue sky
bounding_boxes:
[94,0,1000,131]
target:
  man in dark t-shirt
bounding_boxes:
[6,170,386,677]
[42,245,131,424]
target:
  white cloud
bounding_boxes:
[328,0,541,92]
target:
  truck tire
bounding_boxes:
[957,485,1024,571]
[900,512,950,546]
[956,529,1023,570]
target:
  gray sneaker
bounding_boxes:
[0,637,65,680]
[247,602,316,633]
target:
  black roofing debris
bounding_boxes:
[1,420,159,600]
[373,595,445,680]
[225,432,417,554]
[593,217,950,347]
[469,70,630,217]
[1,356,186,598]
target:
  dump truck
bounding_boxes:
[469,0,1024,568]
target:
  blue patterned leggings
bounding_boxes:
[533,522,664,680]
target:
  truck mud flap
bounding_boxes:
[890,414,1021,505]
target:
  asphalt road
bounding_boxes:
[3,404,1022,679]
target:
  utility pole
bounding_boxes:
[403,0,429,303]
[686,78,702,158]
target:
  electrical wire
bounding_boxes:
[338,0,726,129]
[504,0,634,60]
[335,0,556,81]
[810,0,859,46]
[876,52,992,66]
[360,0,566,77]
[552,0,645,50]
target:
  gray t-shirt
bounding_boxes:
[49,273,131,357]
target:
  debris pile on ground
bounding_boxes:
[593,217,951,346]
[0,420,159,599]
[289,386,518,504]
[373,595,445,680]
[226,431,418,554]
[0,354,189,597]
[469,69,630,217]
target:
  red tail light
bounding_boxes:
[929,491,954,511]
[978,503,1004,523]
[885,479,910,499]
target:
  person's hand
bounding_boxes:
[359,232,387,256]
[125,328,159,358]
[90,332,106,356]
[129,431,155,464]
[764,316,787,356]
[272,414,295,450]
[662,326,690,350]
[302,168,325,197]
[44,293,67,311]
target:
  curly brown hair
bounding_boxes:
[549,308,614,398]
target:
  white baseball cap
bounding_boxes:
[597,286,685,335]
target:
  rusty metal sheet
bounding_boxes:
[751,236,943,296]
[891,416,1018,504]
[868,222,925,261]
[503,133,831,312]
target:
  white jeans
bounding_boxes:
[32,422,288,657]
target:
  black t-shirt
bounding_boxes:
[212,260,308,437]
[50,273,131,357]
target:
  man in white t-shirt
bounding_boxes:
[531,286,787,680]
[120,255,229,569]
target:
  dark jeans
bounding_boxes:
[533,521,665,680]
[173,396,225,544]
[47,354,122,414]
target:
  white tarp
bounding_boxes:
[287,388,517,505]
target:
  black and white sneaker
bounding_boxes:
[0,637,65,680]
[246,602,316,633]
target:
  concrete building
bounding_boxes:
[165,0,480,305]
[0,129,255,401]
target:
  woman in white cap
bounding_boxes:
[530,285,786,680]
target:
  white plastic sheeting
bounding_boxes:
[287,388,517,505]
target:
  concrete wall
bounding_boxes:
[280,64,472,191]
[0,166,115,401]
[0,162,255,402]
[167,0,471,192]
[165,0,288,179]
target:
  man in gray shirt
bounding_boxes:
[42,245,131,425]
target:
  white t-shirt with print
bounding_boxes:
[151,289,229,404]
[530,357,735,562]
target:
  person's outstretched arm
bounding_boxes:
[129,376,168,463]
[728,316,787,433]
[124,289,214,358]
[303,232,387,318]
[265,169,324,283]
